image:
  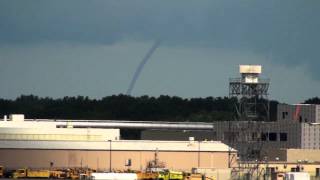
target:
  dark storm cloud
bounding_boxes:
[1,0,320,78]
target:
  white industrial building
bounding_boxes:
[0,115,236,171]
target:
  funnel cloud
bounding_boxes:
[126,40,160,95]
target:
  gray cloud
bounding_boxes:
[0,0,320,79]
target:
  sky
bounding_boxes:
[0,1,319,103]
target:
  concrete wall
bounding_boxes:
[0,149,233,172]
[141,121,304,158]
[286,149,320,163]
[316,105,320,123]
[264,121,301,149]
[301,123,320,149]
[260,148,287,161]
[0,127,120,141]
[141,130,216,141]
[277,104,317,123]
[261,148,320,163]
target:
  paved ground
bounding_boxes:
[1,179,64,180]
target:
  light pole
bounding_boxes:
[108,140,112,172]
[198,141,200,168]
[264,156,269,180]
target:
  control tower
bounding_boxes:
[229,65,270,121]
[228,65,270,173]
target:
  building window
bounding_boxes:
[261,133,268,141]
[280,133,287,141]
[212,132,217,140]
[251,132,258,141]
[282,112,288,119]
[291,166,301,172]
[269,132,277,141]
[316,168,320,177]
[125,159,132,166]
[270,167,276,174]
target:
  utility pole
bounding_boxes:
[198,141,201,168]
[108,140,112,172]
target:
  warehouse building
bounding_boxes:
[0,115,236,171]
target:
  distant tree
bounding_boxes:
[0,94,279,122]
[304,97,320,104]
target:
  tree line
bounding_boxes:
[0,94,318,122]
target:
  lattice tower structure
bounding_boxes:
[228,65,270,178]
[229,65,270,121]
